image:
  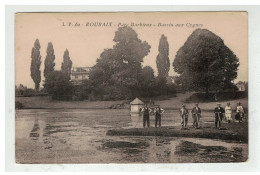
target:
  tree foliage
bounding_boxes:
[30,39,41,90]
[138,66,156,97]
[173,29,239,94]
[43,71,73,100]
[44,42,55,78]
[61,48,73,79]
[156,34,170,79]
[89,26,151,99]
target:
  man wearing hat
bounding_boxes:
[154,105,165,127]
[235,102,244,122]
[180,104,189,128]
[191,103,201,128]
[225,102,232,123]
[141,104,152,128]
[214,103,225,129]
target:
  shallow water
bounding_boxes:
[15,109,248,163]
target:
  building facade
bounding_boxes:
[236,81,246,91]
[71,67,92,85]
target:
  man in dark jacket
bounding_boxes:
[154,105,165,127]
[141,104,152,128]
[192,103,201,128]
[214,103,225,129]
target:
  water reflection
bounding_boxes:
[29,119,40,140]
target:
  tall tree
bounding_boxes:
[89,26,151,99]
[173,29,239,95]
[139,66,156,97]
[113,26,151,97]
[30,39,41,90]
[61,48,73,79]
[156,34,170,79]
[44,42,55,78]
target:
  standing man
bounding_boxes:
[214,103,225,129]
[191,103,201,128]
[141,104,152,128]
[225,102,232,123]
[235,102,244,122]
[180,104,189,128]
[154,105,165,127]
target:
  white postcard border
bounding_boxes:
[5,5,260,172]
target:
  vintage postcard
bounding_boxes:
[15,12,248,164]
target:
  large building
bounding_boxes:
[71,67,92,85]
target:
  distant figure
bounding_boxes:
[141,104,152,128]
[225,102,232,123]
[214,93,218,101]
[191,103,201,128]
[235,102,244,122]
[149,99,155,106]
[214,103,225,129]
[180,104,189,128]
[154,105,165,127]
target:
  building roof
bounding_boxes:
[72,67,92,73]
[130,97,144,105]
[236,81,245,85]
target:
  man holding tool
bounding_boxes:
[191,103,201,129]
[214,103,225,129]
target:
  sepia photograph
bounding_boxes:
[14,12,248,164]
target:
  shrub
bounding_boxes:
[15,101,23,109]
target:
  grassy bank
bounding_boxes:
[155,92,248,111]
[107,122,248,143]
[16,96,129,109]
[16,93,248,111]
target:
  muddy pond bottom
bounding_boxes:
[15,109,248,163]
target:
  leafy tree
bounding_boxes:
[89,26,151,99]
[173,29,239,96]
[156,34,170,79]
[43,71,73,100]
[138,66,156,97]
[30,39,41,90]
[61,48,73,79]
[140,66,155,82]
[112,27,151,96]
[89,49,117,86]
[44,42,55,78]
[72,80,93,100]
[113,27,151,73]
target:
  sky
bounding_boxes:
[15,12,248,88]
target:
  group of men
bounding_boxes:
[141,104,165,128]
[179,103,202,129]
[140,102,245,129]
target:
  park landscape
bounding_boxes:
[15,12,248,163]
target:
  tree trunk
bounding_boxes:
[35,83,39,91]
